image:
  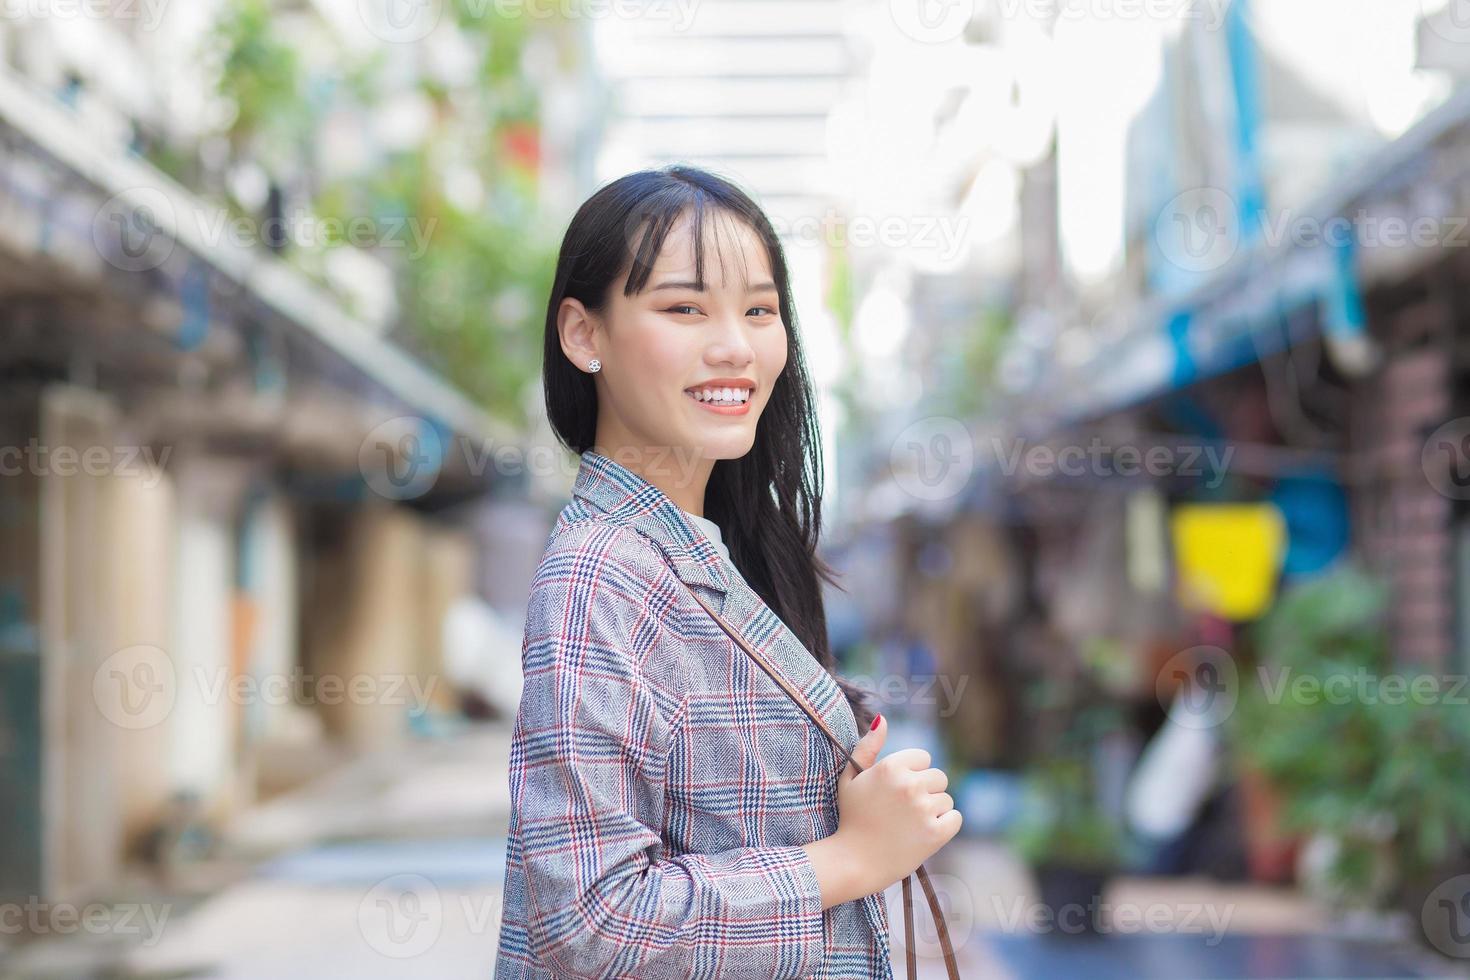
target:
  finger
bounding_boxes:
[845,713,886,775]
[917,767,948,793]
[883,747,931,772]
[928,792,954,815]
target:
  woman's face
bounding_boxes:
[562,208,789,480]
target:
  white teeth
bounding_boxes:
[687,387,750,404]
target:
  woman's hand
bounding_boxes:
[802,714,962,908]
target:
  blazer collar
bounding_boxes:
[570,450,733,596]
[571,450,866,770]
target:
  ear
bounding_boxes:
[557,297,601,371]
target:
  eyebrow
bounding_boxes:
[649,279,778,294]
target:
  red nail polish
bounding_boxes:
[870,713,882,731]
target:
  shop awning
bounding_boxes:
[0,65,511,464]
[1017,82,1470,433]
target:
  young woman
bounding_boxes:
[493,166,962,979]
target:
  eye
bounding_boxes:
[747,305,777,317]
[666,304,702,316]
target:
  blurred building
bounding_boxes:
[1000,0,1470,672]
[0,3,594,909]
[816,2,1470,839]
[833,0,1470,811]
[1122,3,1379,300]
[591,0,850,222]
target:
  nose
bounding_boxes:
[705,311,756,368]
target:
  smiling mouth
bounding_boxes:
[683,385,753,406]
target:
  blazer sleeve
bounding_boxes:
[513,520,828,979]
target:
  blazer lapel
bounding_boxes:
[570,451,889,960]
[569,451,863,753]
[707,575,863,751]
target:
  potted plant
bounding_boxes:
[1230,563,1470,934]
[1008,756,1124,938]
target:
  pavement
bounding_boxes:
[1,722,1464,979]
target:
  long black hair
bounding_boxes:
[542,165,874,732]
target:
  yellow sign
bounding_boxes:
[1171,503,1286,620]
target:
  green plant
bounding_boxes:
[200,0,563,426]
[321,141,557,422]
[1231,563,1470,903]
[1008,757,1123,870]
[1005,653,1128,870]
[210,0,308,168]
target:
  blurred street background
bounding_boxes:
[2,0,1470,977]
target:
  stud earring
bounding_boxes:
[588,359,601,373]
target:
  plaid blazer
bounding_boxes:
[494,451,893,979]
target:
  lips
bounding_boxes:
[684,386,751,405]
[684,380,755,415]
[683,378,756,407]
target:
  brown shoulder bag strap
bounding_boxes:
[681,583,962,980]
